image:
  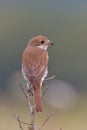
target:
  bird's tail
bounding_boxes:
[33,84,42,112]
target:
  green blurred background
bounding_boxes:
[0,0,87,130]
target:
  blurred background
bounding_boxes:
[0,0,87,130]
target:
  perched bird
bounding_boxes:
[22,35,54,112]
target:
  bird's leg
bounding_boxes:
[27,83,33,96]
[42,81,46,87]
[42,81,48,89]
[42,81,48,98]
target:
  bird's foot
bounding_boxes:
[27,88,33,96]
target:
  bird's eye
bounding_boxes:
[40,40,44,44]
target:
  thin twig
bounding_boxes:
[20,121,31,126]
[16,72,27,98]
[12,113,24,130]
[17,116,24,130]
[38,109,58,130]
[42,85,48,98]
[12,113,31,125]
[44,75,55,81]
[26,93,36,130]
[17,72,36,130]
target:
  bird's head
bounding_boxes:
[28,35,54,50]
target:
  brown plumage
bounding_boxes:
[22,35,53,112]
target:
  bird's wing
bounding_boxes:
[22,47,48,83]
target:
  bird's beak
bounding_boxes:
[47,40,54,46]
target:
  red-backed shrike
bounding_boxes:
[22,35,54,112]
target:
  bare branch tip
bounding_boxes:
[45,75,55,81]
[38,108,58,130]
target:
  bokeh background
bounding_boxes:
[0,0,87,130]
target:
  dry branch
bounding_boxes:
[38,109,58,130]
[15,72,57,130]
[44,75,55,81]
[16,72,27,98]
[12,114,24,130]
[13,113,31,126]
[16,72,36,130]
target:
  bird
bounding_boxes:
[22,35,54,112]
